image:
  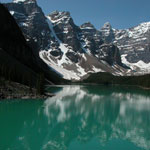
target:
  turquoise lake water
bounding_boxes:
[0,85,150,150]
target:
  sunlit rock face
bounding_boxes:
[44,86,150,150]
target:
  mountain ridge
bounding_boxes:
[5,0,127,80]
[4,0,150,80]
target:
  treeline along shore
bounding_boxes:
[81,72,150,89]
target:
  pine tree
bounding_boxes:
[36,73,45,95]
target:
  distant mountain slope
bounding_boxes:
[100,22,150,75]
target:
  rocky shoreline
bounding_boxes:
[0,92,54,100]
[0,80,54,100]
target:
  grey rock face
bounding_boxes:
[6,0,52,53]
[79,22,104,55]
[48,11,83,53]
[97,44,122,66]
[100,22,115,43]
[100,22,150,64]
[48,11,123,66]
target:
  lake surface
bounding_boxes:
[0,85,150,150]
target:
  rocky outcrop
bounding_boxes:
[97,44,122,66]
[49,11,83,53]
[6,0,52,54]
[100,22,115,43]
[79,22,104,55]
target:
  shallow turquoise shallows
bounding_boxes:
[0,85,150,150]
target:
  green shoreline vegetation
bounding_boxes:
[81,72,150,89]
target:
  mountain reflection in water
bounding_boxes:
[43,85,150,150]
[0,85,150,150]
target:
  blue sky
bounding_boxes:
[1,0,150,29]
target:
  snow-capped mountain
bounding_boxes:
[5,0,126,80]
[100,22,150,75]
[40,11,125,80]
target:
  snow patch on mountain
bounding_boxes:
[128,22,150,37]
[92,66,104,72]
[13,0,26,3]
[39,51,80,80]
[38,16,105,80]
[49,11,71,24]
[13,0,35,3]
[47,16,70,65]
[121,54,150,74]
[10,11,15,15]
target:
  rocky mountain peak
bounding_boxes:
[6,0,52,52]
[47,10,83,53]
[80,22,95,30]
[49,11,71,24]
[100,22,115,43]
[102,22,112,29]
[10,0,40,15]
